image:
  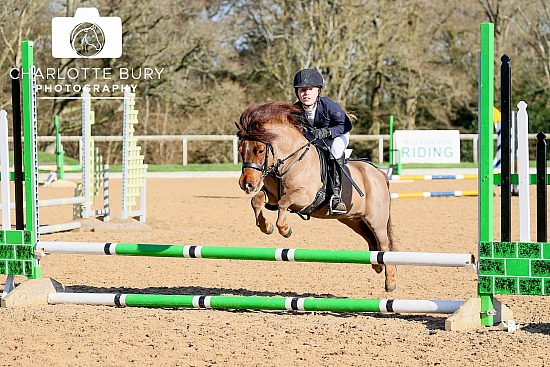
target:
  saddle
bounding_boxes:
[292,144,331,217]
[264,143,331,218]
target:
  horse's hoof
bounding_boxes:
[385,282,397,292]
[282,227,292,238]
[372,264,384,274]
[265,223,274,235]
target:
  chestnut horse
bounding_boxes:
[236,101,397,292]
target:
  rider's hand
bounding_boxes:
[313,128,331,140]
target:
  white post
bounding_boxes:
[182,137,188,165]
[232,136,238,164]
[511,110,519,195]
[378,137,383,163]
[81,87,91,219]
[121,87,147,222]
[517,101,530,241]
[473,136,478,163]
[511,110,517,173]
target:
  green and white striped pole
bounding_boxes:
[48,292,463,314]
[40,242,475,268]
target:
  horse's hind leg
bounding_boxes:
[343,219,384,274]
[251,190,274,235]
[366,216,397,292]
[342,218,397,292]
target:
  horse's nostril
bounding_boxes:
[246,182,254,191]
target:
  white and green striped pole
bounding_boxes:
[40,242,475,268]
[48,293,463,314]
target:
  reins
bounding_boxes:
[270,142,311,178]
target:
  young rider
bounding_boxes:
[293,68,352,215]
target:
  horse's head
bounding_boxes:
[237,138,271,193]
[236,102,305,194]
[83,26,101,51]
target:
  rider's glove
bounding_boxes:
[313,128,331,140]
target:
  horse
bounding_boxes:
[235,101,397,292]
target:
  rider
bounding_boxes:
[293,68,352,215]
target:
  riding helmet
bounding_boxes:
[293,69,324,89]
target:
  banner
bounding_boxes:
[393,130,460,164]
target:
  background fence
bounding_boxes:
[7,133,545,165]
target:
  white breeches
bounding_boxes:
[325,132,349,159]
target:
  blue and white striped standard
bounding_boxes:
[40,242,476,268]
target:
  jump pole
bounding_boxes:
[2,196,87,210]
[48,293,463,314]
[389,174,478,181]
[391,190,478,199]
[39,222,81,235]
[39,242,476,268]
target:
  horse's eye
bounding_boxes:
[258,149,264,154]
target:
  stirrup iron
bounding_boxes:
[329,194,346,215]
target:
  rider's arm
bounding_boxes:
[323,98,351,138]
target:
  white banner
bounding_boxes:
[394,130,460,164]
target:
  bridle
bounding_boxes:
[241,140,311,179]
[241,142,274,175]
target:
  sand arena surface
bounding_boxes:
[1,177,549,366]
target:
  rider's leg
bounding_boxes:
[329,156,347,214]
[327,132,349,160]
[326,133,349,214]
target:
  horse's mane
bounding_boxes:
[236,101,306,143]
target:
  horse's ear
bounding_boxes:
[235,114,243,131]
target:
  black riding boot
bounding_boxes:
[329,156,347,215]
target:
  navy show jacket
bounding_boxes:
[295,96,352,138]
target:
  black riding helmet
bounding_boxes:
[293,69,324,104]
[293,69,324,89]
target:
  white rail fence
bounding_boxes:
[8,133,541,165]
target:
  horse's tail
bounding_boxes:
[387,211,396,252]
[384,171,396,252]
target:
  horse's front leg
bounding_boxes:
[251,190,274,235]
[275,195,296,238]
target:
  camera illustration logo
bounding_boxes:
[52,8,121,58]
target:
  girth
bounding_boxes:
[263,144,331,219]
